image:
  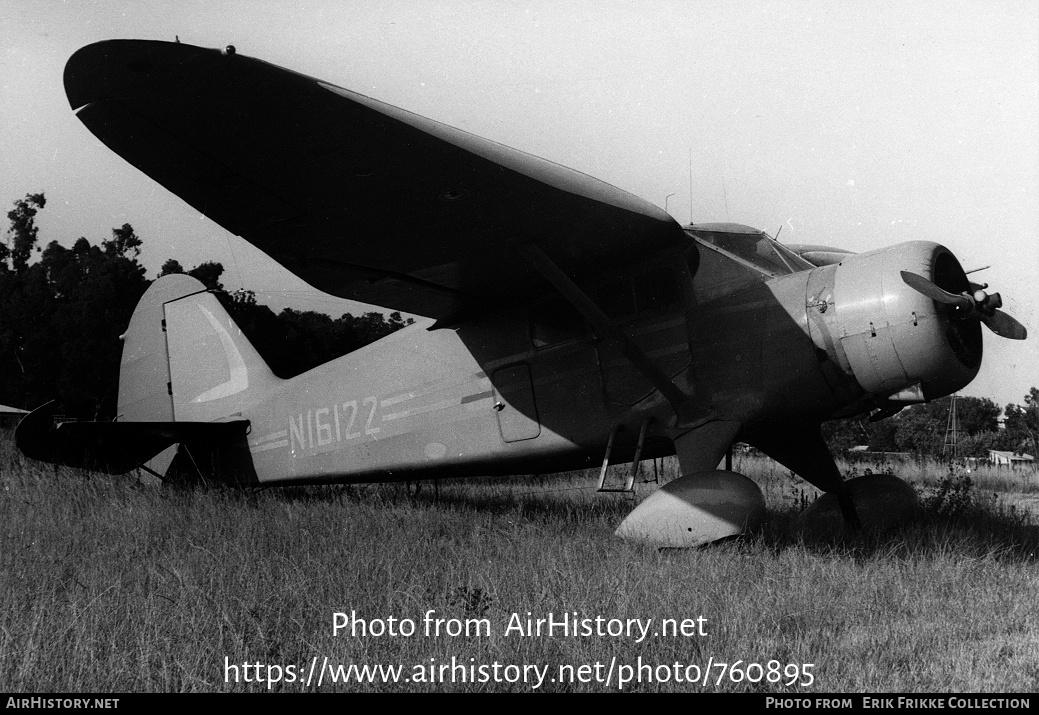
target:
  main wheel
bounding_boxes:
[615,470,765,547]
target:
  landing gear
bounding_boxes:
[615,469,765,547]
[613,418,918,547]
[746,422,864,533]
[615,419,764,547]
[798,473,919,533]
[835,485,863,532]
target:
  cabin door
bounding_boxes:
[492,363,541,442]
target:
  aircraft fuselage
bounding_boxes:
[231,227,980,486]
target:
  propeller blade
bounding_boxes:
[981,310,1028,340]
[901,270,1027,339]
[899,271,970,307]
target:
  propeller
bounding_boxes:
[900,271,1027,340]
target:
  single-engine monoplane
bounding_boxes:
[17,40,1028,546]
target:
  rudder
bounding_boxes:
[118,274,279,424]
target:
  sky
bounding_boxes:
[1,0,1036,409]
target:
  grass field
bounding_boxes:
[2,432,1037,693]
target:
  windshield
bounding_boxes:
[687,227,814,276]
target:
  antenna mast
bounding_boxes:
[688,149,693,225]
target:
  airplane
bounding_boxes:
[16,39,1028,547]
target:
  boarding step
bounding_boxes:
[596,420,652,493]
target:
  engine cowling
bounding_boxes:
[807,241,982,405]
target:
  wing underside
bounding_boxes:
[65,40,686,320]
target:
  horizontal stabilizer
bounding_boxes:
[16,401,249,475]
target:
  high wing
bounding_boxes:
[65,40,687,321]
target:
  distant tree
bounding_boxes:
[0,232,61,403]
[955,430,1006,459]
[821,418,871,455]
[884,395,1002,456]
[0,191,424,416]
[219,289,414,378]
[103,223,142,259]
[187,261,224,291]
[159,256,224,290]
[0,198,149,417]
[160,258,184,276]
[893,408,942,455]
[1003,387,1039,456]
[3,193,46,273]
[947,395,1001,436]
[868,418,899,453]
[37,234,149,417]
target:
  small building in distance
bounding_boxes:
[0,404,28,430]
[987,450,1035,467]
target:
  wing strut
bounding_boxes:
[519,243,711,426]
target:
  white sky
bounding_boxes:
[1,0,1036,408]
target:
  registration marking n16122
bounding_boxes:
[288,396,380,453]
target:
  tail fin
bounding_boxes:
[119,274,280,424]
[16,275,267,479]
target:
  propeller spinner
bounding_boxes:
[900,270,1027,340]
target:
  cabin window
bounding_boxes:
[689,246,764,303]
[692,229,813,276]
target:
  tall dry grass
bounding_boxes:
[1,433,1037,692]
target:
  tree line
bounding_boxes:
[822,392,1038,460]
[0,193,411,420]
